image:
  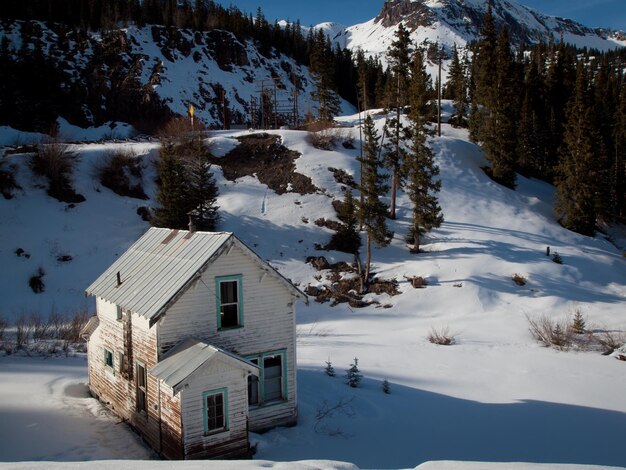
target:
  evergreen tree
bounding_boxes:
[446,45,468,127]
[186,145,220,231]
[152,143,190,229]
[332,190,361,254]
[382,379,391,394]
[614,85,626,218]
[309,29,341,121]
[555,62,601,236]
[345,358,362,388]
[357,116,393,289]
[324,359,336,377]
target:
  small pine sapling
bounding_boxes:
[324,359,336,377]
[571,309,586,334]
[552,251,563,264]
[382,379,391,394]
[345,357,362,388]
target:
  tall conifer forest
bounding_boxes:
[1,0,626,232]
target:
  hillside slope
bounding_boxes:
[1,107,626,467]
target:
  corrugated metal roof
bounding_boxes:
[85,228,232,322]
[150,338,258,393]
[80,315,99,340]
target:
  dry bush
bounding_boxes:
[596,329,626,355]
[15,315,31,350]
[306,120,344,150]
[406,275,428,288]
[512,273,527,286]
[427,326,457,345]
[0,316,7,342]
[158,116,205,145]
[95,150,147,199]
[527,314,574,351]
[58,310,91,344]
[30,142,85,203]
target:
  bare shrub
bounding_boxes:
[30,142,85,203]
[527,314,574,351]
[59,310,91,345]
[30,313,51,341]
[95,150,147,199]
[596,328,626,355]
[158,116,205,145]
[512,273,527,286]
[306,121,343,150]
[406,275,428,288]
[427,326,457,345]
[0,316,7,342]
[15,315,31,350]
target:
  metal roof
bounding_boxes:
[85,227,307,324]
[85,228,232,322]
[150,338,258,393]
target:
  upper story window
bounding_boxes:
[216,275,243,329]
[104,348,114,370]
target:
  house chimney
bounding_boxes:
[188,213,196,233]
[116,271,122,287]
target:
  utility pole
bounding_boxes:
[437,47,442,137]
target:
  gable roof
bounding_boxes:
[150,338,259,394]
[85,227,306,324]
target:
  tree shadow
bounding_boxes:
[257,369,626,469]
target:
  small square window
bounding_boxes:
[104,349,114,369]
[116,306,123,321]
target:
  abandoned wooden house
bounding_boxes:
[83,227,307,460]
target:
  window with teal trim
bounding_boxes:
[216,275,243,329]
[104,348,114,370]
[203,389,228,434]
[247,350,287,406]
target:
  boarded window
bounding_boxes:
[263,354,283,402]
[204,389,228,434]
[136,363,147,413]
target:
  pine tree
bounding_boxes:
[614,85,626,219]
[384,25,413,219]
[309,29,341,121]
[357,116,393,289]
[152,143,190,229]
[405,117,443,253]
[187,148,220,231]
[571,310,586,334]
[555,62,601,236]
[324,359,336,377]
[446,45,467,127]
[332,190,361,254]
[382,379,391,394]
[345,358,362,388]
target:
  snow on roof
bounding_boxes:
[85,228,232,323]
[150,338,258,393]
[80,315,99,341]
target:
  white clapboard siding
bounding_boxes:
[157,243,298,431]
[179,357,250,459]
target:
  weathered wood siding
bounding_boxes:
[88,298,162,453]
[180,357,250,459]
[158,383,183,460]
[157,243,298,432]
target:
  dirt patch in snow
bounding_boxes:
[209,133,317,195]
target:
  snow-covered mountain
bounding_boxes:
[324,0,626,64]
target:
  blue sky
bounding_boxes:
[218,0,626,30]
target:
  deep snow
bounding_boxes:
[1,103,625,468]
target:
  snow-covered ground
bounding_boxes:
[1,104,625,468]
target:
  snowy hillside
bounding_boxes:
[0,21,354,131]
[1,105,626,467]
[325,0,626,66]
